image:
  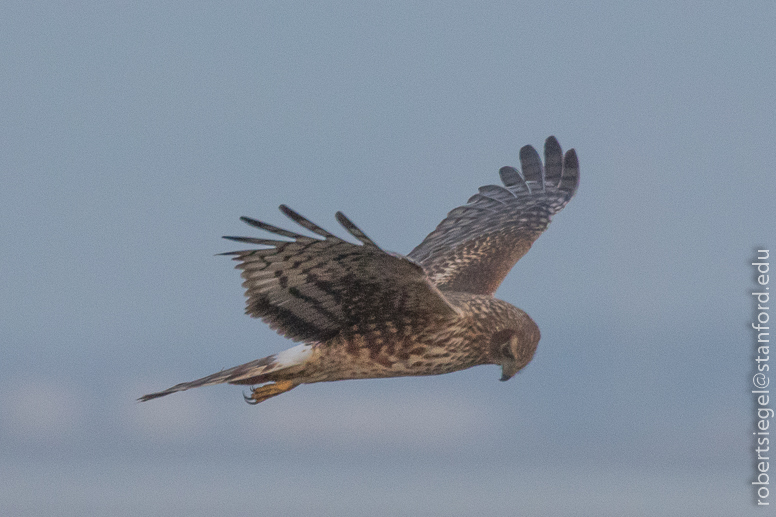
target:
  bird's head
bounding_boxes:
[489,313,540,381]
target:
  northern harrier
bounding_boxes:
[140,136,579,404]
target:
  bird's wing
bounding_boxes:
[222,205,458,343]
[407,136,579,295]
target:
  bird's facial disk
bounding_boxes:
[499,336,520,381]
[491,325,539,382]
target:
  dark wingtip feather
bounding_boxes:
[543,136,563,188]
[335,211,378,247]
[279,205,335,238]
[544,135,560,150]
[560,148,580,194]
[239,215,305,239]
[564,148,579,170]
[222,236,287,246]
[518,144,543,191]
[239,215,268,229]
[498,166,526,188]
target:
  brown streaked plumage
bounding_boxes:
[140,136,579,404]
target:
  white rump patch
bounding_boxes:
[274,344,313,369]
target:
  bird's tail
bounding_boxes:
[138,343,313,401]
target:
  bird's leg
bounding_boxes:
[244,380,298,404]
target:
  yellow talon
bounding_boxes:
[245,380,298,404]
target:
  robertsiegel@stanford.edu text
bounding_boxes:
[752,249,771,506]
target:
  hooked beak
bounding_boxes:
[500,361,519,382]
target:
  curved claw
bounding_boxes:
[243,390,259,405]
[242,380,298,405]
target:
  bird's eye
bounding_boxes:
[500,342,515,360]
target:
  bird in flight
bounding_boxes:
[140,136,579,404]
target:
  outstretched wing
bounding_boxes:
[408,136,579,295]
[222,205,458,343]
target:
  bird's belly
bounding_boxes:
[298,333,485,383]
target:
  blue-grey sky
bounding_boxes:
[2,2,774,516]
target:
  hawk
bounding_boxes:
[140,136,579,404]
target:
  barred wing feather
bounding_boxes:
[408,136,579,295]
[222,205,457,343]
